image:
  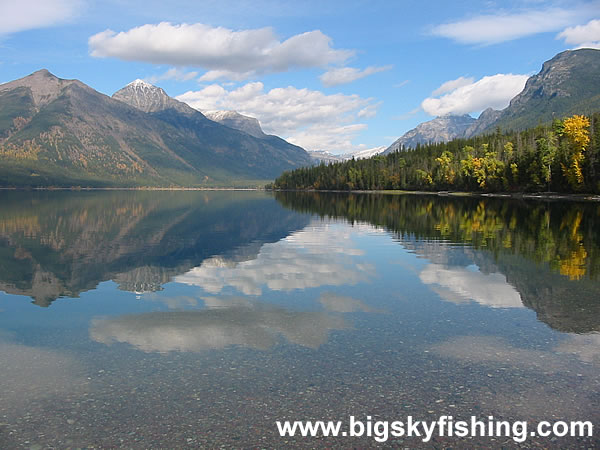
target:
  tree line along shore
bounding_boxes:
[271,113,600,194]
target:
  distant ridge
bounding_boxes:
[384,115,475,154]
[202,109,386,164]
[309,147,387,163]
[199,109,309,165]
[204,111,267,139]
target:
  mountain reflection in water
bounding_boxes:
[275,192,600,333]
[1,191,600,447]
[0,191,310,306]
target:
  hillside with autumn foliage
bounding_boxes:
[272,113,600,194]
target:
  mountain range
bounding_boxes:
[0,71,310,187]
[306,147,387,163]
[202,109,386,163]
[1,48,599,186]
[385,48,600,153]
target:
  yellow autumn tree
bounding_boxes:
[435,150,456,185]
[561,115,590,189]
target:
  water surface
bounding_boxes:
[0,191,599,447]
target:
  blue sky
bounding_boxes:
[1,0,599,154]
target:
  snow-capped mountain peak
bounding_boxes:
[308,146,387,164]
[127,79,153,88]
[113,80,182,113]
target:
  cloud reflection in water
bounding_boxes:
[174,224,374,295]
[420,263,523,308]
[90,298,348,353]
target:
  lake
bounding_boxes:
[0,190,598,447]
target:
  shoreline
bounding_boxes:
[1,186,599,201]
[0,187,264,191]
[272,189,600,202]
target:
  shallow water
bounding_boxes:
[0,191,599,447]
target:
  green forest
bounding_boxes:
[272,113,600,193]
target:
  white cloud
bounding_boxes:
[89,22,353,80]
[288,123,368,153]
[176,82,378,152]
[431,6,596,45]
[319,65,392,87]
[558,19,600,49]
[431,76,474,96]
[0,0,81,35]
[145,68,199,84]
[421,73,528,116]
[198,70,256,82]
[420,264,524,308]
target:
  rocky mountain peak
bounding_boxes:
[31,68,53,78]
[507,50,576,110]
[112,80,185,113]
[127,79,154,88]
[384,114,475,153]
[0,69,82,107]
[474,48,600,133]
[463,108,502,138]
[204,110,267,139]
[524,50,600,107]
